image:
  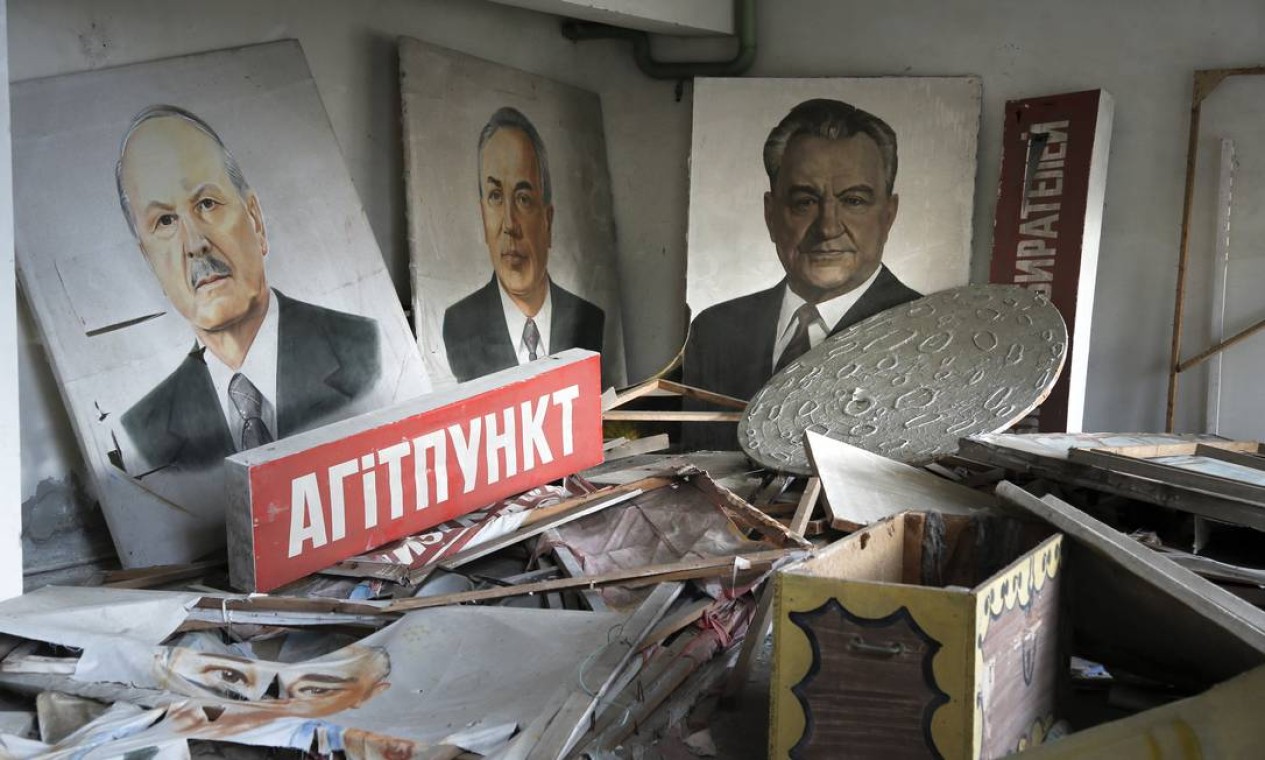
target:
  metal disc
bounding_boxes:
[739,285,1068,474]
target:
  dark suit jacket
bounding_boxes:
[121,290,381,470]
[443,275,605,382]
[681,265,921,450]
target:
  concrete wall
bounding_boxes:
[8,0,1265,574]
[0,0,22,599]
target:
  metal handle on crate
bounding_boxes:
[847,634,904,657]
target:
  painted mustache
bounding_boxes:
[189,254,232,290]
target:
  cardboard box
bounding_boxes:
[771,511,1063,759]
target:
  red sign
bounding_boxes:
[226,351,604,591]
[990,89,1113,433]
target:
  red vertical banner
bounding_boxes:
[990,90,1114,433]
[226,350,604,592]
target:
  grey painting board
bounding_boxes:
[13,41,429,566]
[400,37,625,389]
[996,482,1265,689]
[804,430,994,531]
[686,76,980,320]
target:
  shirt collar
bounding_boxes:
[498,279,553,361]
[203,289,280,442]
[776,265,884,340]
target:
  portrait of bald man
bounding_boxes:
[683,99,922,448]
[442,106,605,382]
[116,105,381,471]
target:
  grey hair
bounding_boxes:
[115,104,252,238]
[476,106,551,205]
[763,98,898,195]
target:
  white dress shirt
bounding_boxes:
[204,290,280,451]
[772,266,883,368]
[498,282,553,365]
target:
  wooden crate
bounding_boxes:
[771,511,1063,759]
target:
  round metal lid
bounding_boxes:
[739,285,1067,474]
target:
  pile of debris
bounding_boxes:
[0,457,811,759]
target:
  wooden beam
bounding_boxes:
[1068,448,1265,505]
[656,380,748,410]
[1194,444,1265,472]
[601,410,743,422]
[386,549,799,613]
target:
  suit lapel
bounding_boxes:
[276,291,345,437]
[829,266,903,337]
[165,346,234,465]
[476,276,519,371]
[548,280,576,351]
[752,282,785,383]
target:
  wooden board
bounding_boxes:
[1068,447,1265,505]
[995,481,1265,689]
[806,430,995,531]
[958,434,1265,531]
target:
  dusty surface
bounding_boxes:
[741,285,1067,474]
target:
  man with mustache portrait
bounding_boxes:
[683,99,921,448]
[442,106,604,383]
[117,105,381,470]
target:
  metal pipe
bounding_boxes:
[561,0,756,81]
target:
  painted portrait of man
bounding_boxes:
[442,106,605,382]
[115,105,382,471]
[684,99,921,404]
[401,38,626,389]
[155,644,391,715]
[682,79,981,449]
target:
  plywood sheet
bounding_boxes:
[400,37,626,389]
[12,41,428,565]
[805,430,994,530]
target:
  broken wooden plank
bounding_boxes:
[549,543,609,613]
[603,433,671,461]
[101,559,225,589]
[437,488,645,572]
[602,410,743,423]
[995,481,1265,688]
[640,598,716,651]
[724,476,823,701]
[656,380,747,410]
[386,550,799,614]
[521,583,682,760]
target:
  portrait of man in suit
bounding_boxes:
[116,105,381,471]
[683,98,922,448]
[685,98,922,400]
[443,106,605,382]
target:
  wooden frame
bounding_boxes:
[1167,66,1265,432]
[958,436,1265,531]
[1066,440,1265,506]
[601,377,745,423]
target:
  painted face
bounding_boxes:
[156,645,391,718]
[479,127,553,303]
[764,133,899,303]
[120,117,269,334]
